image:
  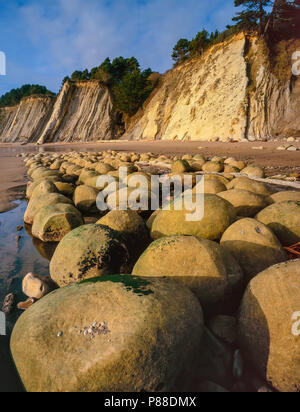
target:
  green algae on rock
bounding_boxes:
[32,203,84,242]
[50,224,130,286]
[24,193,73,225]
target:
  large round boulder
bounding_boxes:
[24,193,73,225]
[73,185,99,214]
[97,210,150,262]
[54,181,75,197]
[202,161,224,173]
[193,177,227,195]
[151,194,236,241]
[220,218,287,282]
[10,275,204,392]
[218,189,268,217]
[94,163,115,175]
[31,168,61,181]
[30,180,58,200]
[26,177,60,199]
[32,204,84,242]
[50,224,130,286]
[171,160,191,174]
[238,260,300,392]
[132,236,243,314]
[255,201,300,245]
[227,177,271,196]
[241,165,265,178]
[106,187,157,213]
[268,191,300,204]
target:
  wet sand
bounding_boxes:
[0,147,27,213]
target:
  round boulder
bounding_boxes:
[241,165,265,178]
[73,185,99,214]
[24,193,73,225]
[28,180,58,200]
[268,191,300,204]
[151,194,236,241]
[202,161,224,173]
[193,177,227,195]
[220,218,287,282]
[50,224,130,286]
[171,160,191,174]
[238,260,300,392]
[32,203,84,242]
[132,236,243,314]
[97,210,150,262]
[11,275,204,392]
[255,201,300,245]
[22,272,57,299]
[227,177,271,196]
[218,189,268,217]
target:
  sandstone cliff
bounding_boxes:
[124,34,300,141]
[0,34,299,143]
[38,80,114,144]
[0,81,115,144]
[0,96,54,143]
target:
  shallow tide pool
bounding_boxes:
[0,201,57,333]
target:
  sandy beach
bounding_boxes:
[0,140,299,213]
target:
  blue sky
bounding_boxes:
[0,0,238,96]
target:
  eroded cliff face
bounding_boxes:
[0,35,299,144]
[0,96,54,143]
[247,38,300,140]
[124,34,300,141]
[38,80,114,144]
[0,80,115,144]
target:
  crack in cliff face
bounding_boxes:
[243,35,252,141]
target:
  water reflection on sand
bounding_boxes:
[0,201,57,333]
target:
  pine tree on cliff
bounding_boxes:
[172,39,190,63]
[265,0,300,38]
[233,0,272,34]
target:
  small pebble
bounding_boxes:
[57,331,63,337]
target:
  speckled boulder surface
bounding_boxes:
[268,191,300,204]
[32,203,84,242]
[255,201,300,245]
[220,218,287,282]
[132,236,243,314]
[227,177,271,196]
[238,260,300,392]
[10,275,204,392]
[97,210,150,262]
[218,189,268,217]
[24,193,73,225]
[151,194,236,241]
[50,224,130,286]
[73,185,100,213]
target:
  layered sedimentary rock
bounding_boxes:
[38,80,114,143]
[247,39,300,140]
[0,34,299,143]
[125,35,249,142]
[0,96,54,143]
[124,34,300,141]
[0,81,115,144]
